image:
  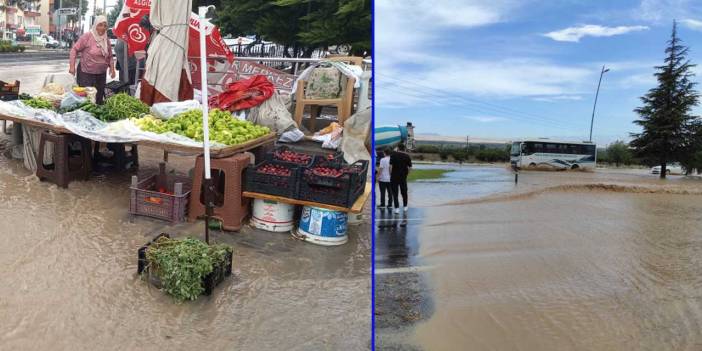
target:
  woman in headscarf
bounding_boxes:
[69,16,116,104]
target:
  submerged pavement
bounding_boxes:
[377,163,702,350]
[0,135,371,350]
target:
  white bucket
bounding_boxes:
[251,199,295,232]
[296,206,348,246]
[347,212,364,225]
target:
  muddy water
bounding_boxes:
[409,166,702,350]
[0,137,370,350]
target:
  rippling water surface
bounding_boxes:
[0,137,370,350]
[407,164,702,350]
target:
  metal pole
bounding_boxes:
[589,65,608,142]
[58,0,62,48]
[199,6,213,244]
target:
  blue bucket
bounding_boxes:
[296,206,348,246]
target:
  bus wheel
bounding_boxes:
[529,163,536,167]
[571,164,580,170]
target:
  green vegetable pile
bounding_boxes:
[21,97,54,110]
[134,108,270,145]
[99,93,149,121]
[145,236,232,301]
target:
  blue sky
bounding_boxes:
[375,0,702,145]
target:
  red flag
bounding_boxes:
[188,14,234,63]
[113,2,151,55]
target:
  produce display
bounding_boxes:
[100,93,149,121]
[134,108,270,146]
[21,97,54,110]
[145,236,232,301]
[256,163,292,177]
[273,149,313,165]
[311,166,344,178]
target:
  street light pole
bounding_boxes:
[589,65,609,142]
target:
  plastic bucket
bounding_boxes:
[250,199,295,232]
[296,206,348,246]
[347,212,364,225]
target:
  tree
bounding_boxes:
[630,21,700,179]
[107,0,124,28]
[215,0,370,57]
[606,140,632,167]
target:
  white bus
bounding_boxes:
[510,140,597,170]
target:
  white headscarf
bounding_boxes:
[91,15,109,58]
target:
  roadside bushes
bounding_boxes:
[0,41,26,53]
[412,144,511,163]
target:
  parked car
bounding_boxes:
[39,35,60,48]
[651,163,685,175]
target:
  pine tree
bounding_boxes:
[630,21,700,179]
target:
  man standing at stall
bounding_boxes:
[390,144,412,214]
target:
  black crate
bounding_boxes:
[244,160,300,198]
[298,160,368,207]
[298,180,365,208]
[303,159,368,188]
[137,233,232,297]
[266,145,315,168]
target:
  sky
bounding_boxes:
[375,0,702,145]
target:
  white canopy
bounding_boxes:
[143,0,192,102]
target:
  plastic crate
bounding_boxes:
[298,160,368,207]
[266,145,315,168]
[129,163,192,223]
[0,80,20,94]
[137,233,232,296]
[0,80,19,101]
[244,160,300,198]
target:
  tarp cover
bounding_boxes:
[0,100,221,148]
[340,106,371,165]
[143,0,192,103]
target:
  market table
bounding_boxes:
[243,182,371,214]
[0,113,277,158]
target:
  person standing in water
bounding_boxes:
[69,16,116,104]
[390,144,412,214]
[377,149,393,209]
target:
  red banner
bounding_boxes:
[190,60,296,94]
[126,0,151,10]
[113,1,233,62]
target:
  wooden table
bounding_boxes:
[243,182,371,214]
[0,113,276,157]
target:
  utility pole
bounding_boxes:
[589,65,609,142]
[57,0,63,47]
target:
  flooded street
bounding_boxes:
[381,163,702,350]
[0,134,370,350]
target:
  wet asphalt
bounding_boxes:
[375,206,433,350]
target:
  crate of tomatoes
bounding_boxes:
[298,159,368,207]
[266,145,315,168]
[244,159,301,198]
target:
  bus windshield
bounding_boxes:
[510,142,521,156]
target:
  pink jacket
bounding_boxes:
[70,32,113,75]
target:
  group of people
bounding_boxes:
[376,144,412,214]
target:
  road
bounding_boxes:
[0,50,69,65]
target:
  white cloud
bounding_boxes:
[464,116,505,123]
[544,25,649,42]
[680,19,702,30]
[532,95,584,102]
[636,0,699,23]
[376,57,595,108]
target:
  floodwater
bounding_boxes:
[405,164,702,350]
[0,135,370,350]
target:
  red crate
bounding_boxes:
[130,163,191,223]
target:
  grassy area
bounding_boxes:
[407,169,453,182]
